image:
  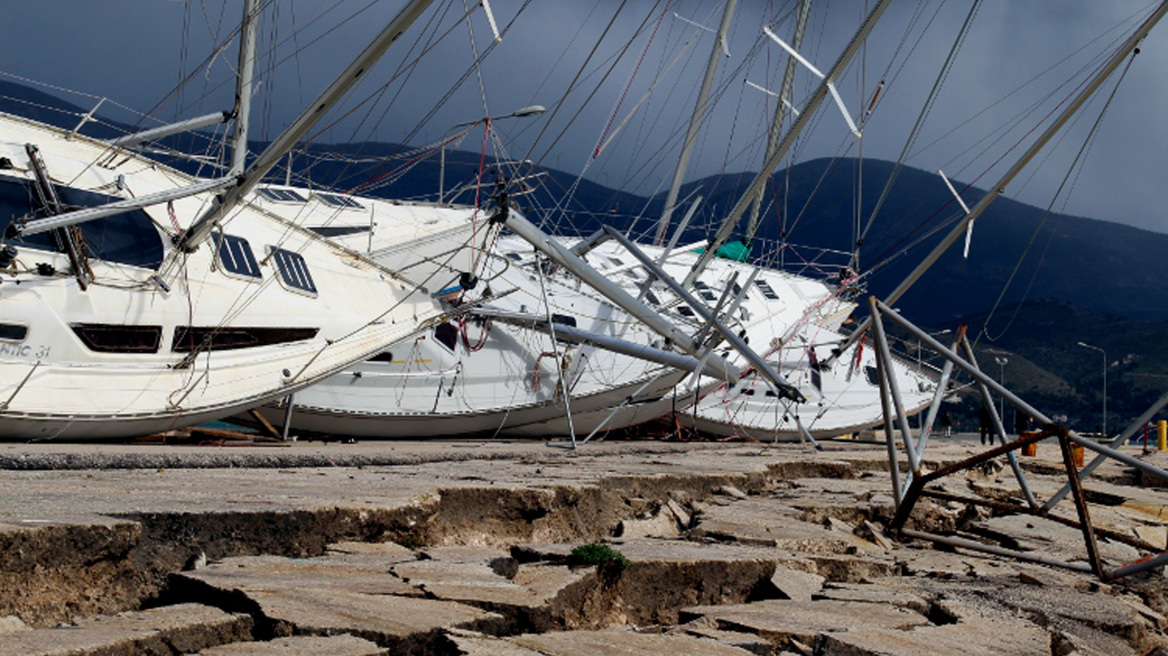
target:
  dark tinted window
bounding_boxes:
[434,323,459,351]
[309,225,370,238]
[0,176,164,269]
[172,326,319,352]
[0,324,28,341]
[72,323,161,353]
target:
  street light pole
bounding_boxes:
[1078,341,1107,436]
[994,356,1008,424]
[439,105,545,203]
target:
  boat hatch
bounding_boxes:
[213,232,262,280]
[677,306,695,317]
[314,192,363,210]
[755,280,780,300]
[0,175,164,269]
[369,351,394,363]
[864,365,879,386]
[171,326,319,352]
[0,323,28,342]
[268,247,317,295]
[71,323,162,353]
[692,280,718,302]
[550,314,577,328]
[645,291,661,306]
[257,188,307,203]
[505,252,522,261]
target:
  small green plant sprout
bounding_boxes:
[567,542,632,572]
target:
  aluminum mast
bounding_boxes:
[683,0,892,288]
[653,0,739,246]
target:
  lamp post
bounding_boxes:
[439,105,545,202]
[1078,341,1107,437]
[917,329,951,371]
[994,356,1008,423]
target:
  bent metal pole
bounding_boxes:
[494,205,741,384]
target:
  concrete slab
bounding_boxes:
[679,599,929,650]
[392,558,587,632]
[691,498,874,553]
[511,629,760,655]
[813,583,932,615]
[448,633,549,655]
[0,604,251,656]
[178,554,423,597]
[197,634,384,655]
[820,617,1050,656]
[234,587,503,649]
[674,625,772,655]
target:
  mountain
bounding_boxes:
[674,157,1168,326]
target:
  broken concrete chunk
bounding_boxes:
[825,517,855,533]
[814,583,931,615]
[0,615,28,635]
[666,499,692,529]
[448,633,549,655]
[1134,525,1168,550]
[859,520,895,550]
[769,567,825,602]
[326,540,418,563]
[617,510,680,539]
[718,486,749,500]
[244,587,504,650]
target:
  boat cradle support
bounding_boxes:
[865,297,1168,581]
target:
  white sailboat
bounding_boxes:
[0,0,449,440]
[238,186,694,438]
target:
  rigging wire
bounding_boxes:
[976,48,1140,345]
[855,0,969,270]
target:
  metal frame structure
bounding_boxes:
[865,298,1168,580]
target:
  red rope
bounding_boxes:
[459,317,491,352]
